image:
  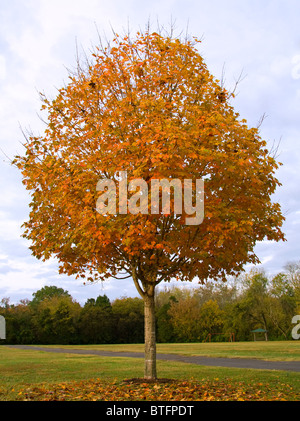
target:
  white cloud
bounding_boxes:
[260,255,274,265]
[291,54,300,80]
[0,211,24,241]
[270,55,291,78]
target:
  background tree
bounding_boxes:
[168,294,202,342]
[2,301,35,344]
[32,295,81,344]
[13,28,285,379]
[198,300,224,341]
[284,261,300,312]
[30,286,71,307]
[156,294,177,343]
[228,270,271,339]
[2,261,299,345]
[112,297,144,343]
[268,273,296,338]
[79,295,114,344]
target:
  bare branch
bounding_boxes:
[0,146,13,164]
[220,63,226,89]
[132,266,146,298]
[228,69,247,98]
[256,112,267,130]
[268,136,282,160]
[111,274,132,280]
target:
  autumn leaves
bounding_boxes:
[17,377,298,401]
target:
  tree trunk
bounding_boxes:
[144,289,157,380]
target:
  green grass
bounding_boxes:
[0,342,299,401]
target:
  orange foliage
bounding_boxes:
[13,30,285,289]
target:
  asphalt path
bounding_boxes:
[6,345,300,372]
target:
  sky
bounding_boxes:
[0,0,300,305]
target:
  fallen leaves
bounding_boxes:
[16,378,299,401]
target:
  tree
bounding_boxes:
[30,285,71,307]
[2,301,35,344]
[240,270,271,337]
[112,297,144,343]
[32,295,81,344]
[156,294,177,343]
[269,273,299,338]
[168,294,202,342]
[198,300,224,341]
[14,28,285,379]
[284,261,300,312]
[167,294,224,342]
[79,295,114,344]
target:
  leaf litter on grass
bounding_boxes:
[17,377,300,401]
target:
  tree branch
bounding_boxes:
[132,265,146,298]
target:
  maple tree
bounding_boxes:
[14,29,285,379]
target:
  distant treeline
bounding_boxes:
[1,263,300,344]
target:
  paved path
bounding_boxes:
[7,345,300,372]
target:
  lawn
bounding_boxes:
[0,342,299,401]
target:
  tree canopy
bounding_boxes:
[30,285,71,307]
[14,30,284,286]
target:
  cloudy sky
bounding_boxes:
[0,0,300,305]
